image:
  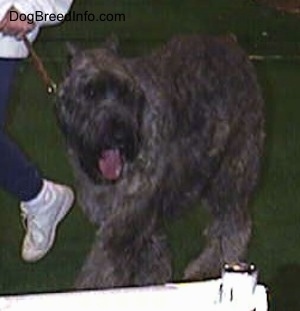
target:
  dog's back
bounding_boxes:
[129,35,264,140]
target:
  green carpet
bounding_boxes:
[0,1,299,310]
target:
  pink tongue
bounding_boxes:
[98,149,123,181]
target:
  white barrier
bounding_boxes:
[0,264,268,311]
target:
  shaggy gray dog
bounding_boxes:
[56,35,264,290]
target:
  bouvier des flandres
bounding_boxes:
[56,34,264,290]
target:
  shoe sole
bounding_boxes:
[22,186,75,262]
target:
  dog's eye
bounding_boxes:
[83,83,97,99]
[83,79,115,101]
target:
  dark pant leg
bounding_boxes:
[0,58,43,202]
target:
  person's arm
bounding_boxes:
[0,3,34,38]
[0,1,73,39]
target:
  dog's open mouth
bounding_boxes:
[98,149,123,181]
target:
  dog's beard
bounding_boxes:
[73,123,140,184]
[59,111,141,183]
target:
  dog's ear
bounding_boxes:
[102,34,119,54]
[64,42,83,74]
[66,42,82,58]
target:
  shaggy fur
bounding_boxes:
[56,34,265,290]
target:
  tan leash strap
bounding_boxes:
[23,36,57,94]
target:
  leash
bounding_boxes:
[23,36,57,95]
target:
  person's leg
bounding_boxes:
[0,59,19,126]
[0,58,74,262]
[0,58,43,201]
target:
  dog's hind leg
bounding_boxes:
[183,121,264,281]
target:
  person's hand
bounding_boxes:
[0,7,35,39]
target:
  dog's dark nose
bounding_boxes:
[114,130,126,145]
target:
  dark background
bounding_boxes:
[0,1,300,310]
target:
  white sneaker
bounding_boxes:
[20,180,74,262]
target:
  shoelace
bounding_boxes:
[20,209,45,245]
[20,183,52,231]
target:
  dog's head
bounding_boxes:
[56,37,144,183]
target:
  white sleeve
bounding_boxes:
[0,0,14,21]
[12,0,73,26]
